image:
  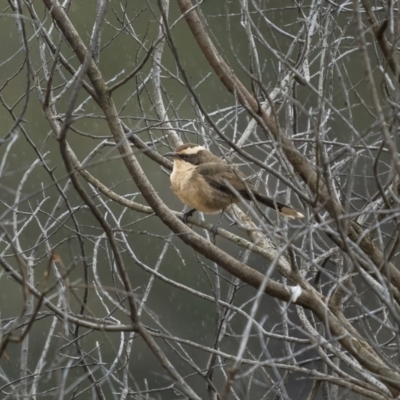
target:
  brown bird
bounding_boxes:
[164,143,304,221]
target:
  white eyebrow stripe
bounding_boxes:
[178,145,205,155]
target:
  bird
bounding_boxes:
[164,143,304,222]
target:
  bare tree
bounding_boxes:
[1,0,400,399]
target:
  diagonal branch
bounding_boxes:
[173,0,400,392]
[175,0,400,301]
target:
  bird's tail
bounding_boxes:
[240,191,304,219]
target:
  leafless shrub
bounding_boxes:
[1,1,400,399]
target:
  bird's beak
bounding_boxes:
[163,152,177,158]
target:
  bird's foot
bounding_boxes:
[182,208,196,224]
[211,224,219,235]
[211,210,225,236]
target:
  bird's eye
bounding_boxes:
[182,155,190,160]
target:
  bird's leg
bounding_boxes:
[183,208,196,223]
[211,209,225,235]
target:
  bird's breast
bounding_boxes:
[170,165,193,198]
[170,164,221,213]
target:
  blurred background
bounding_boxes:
[0,1,398,399]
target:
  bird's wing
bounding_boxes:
[196,162,251,194]
[196,162,304,218]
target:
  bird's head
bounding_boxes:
[164,143,219,166]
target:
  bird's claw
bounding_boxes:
[183,208,196,224]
